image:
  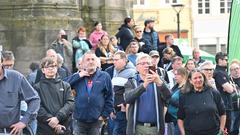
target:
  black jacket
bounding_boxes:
[158,44,183,59]
[116,24,134,51]
[34,76,74,135]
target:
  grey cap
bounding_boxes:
[149,50,159,57]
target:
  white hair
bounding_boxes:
[198,61,215,70]
[136,52,151,65]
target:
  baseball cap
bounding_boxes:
[144,19,154,26]
[149,50,159,57]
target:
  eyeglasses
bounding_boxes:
[136,31,142,33]
[2,64,14,69]
[151,56,159,59]
[44,65,57,69]
[113,58,121,61]
[222,58,228,61]
[230,67,240,71]
[202,68,214,71]
[137,62,151,66]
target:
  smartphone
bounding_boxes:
[61,35,68,40]
[149,65,156,74]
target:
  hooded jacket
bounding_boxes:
[34,76,74,135]
[105,62,137,108]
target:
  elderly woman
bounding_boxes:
[177,69,226,135]
[199,61,216,89]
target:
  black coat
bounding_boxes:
[115,24,134,51]
[34,76,74,135]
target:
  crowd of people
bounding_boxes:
[0,16,240,135]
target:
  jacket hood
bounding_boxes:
[125,61,136,70]
[40,75,62,84]
[119,24,130,30]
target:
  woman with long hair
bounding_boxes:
[177,69,226,135]
[184,59,197,73]
[95,34,115,70]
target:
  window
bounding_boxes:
[220,0,232,14]
[134,0,145,5]
[198,0,210,14]
[165,0,178,4]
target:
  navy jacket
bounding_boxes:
[116,24,134,51]
[64,69,113,122]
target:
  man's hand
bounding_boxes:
[10,122,26,135]
[98,116,104,121]
[47,117,59,128]
[110,112,116,120]
[117,104,126,112]
[62,39,69,46]
[143,73,154,88]
[79,70,90,78]
[54,124,66,134]
[150,70,163,86]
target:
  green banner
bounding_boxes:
[228,0,240,63]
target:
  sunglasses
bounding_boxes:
[136,31,142,33]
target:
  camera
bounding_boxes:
[61,35,68,40]
[149,65,156,74]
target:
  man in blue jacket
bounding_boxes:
[65,51,113,135]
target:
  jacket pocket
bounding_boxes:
[6,91,18,107]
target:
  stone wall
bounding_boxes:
[0,0,132,74]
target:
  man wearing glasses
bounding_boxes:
[105,51,136,135]
[34,57,74,135]
[199,61,216,89]
[124,53,170,135]
[0,52,40,135]
[1,51,15,69]
[213,52,234,133]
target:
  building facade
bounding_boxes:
[192,0,231,54]
[133,0,192,44]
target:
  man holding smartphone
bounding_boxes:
[49,29,73,72]
[124,53,171,135]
